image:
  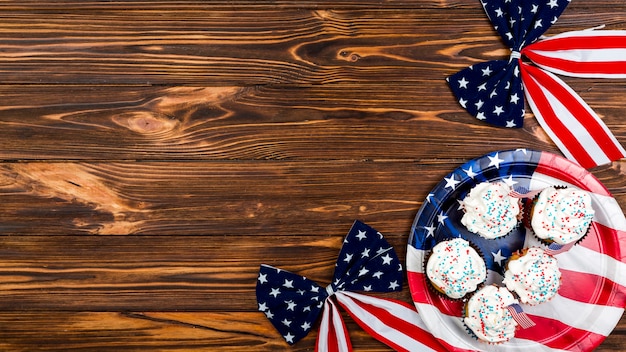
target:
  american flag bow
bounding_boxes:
[256,220,445,352]
[447,0,626,169]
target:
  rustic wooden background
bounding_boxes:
[0,1,625,351]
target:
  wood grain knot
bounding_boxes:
[339,50,361,62]
[113,112,179,135]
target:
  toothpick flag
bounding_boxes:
[448,0,626,168]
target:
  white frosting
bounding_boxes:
[426,238,486,299]
[461,181,520,239]
[502,247,561,305]
[531,186,595,245]
[464,285,519,343]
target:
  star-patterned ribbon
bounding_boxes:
[448,0,626,169]
[256,220,445,351]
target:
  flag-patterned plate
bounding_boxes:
[407,149,626,351]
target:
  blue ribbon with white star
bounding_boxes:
[256,220,403,349]
[447,0,569,128]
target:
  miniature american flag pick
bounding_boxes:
[448,0,626,169]
[507,303,536,329]
[256,220,445,352]
[544,241,576,256]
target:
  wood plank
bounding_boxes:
[0,234,411,311]
[0,0,468,11]
[0,311,393,351]
[1,1,626,12]
[0,6,624,85]
[2,161,624,236]
[0,8,491,85]
[0,311,622,351]
[1,84,626,161]
[0,161,445,235]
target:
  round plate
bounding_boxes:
[406,149,626,351]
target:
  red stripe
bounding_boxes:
[525,34,626,51]
[535,153,611,195]
[521,63,596,168]
[523,63,626,164]
[338,295,452,352]
[559,268,626,307]
[407,271,464,316]
[515,314,608,350]
[329,304,339,352]
[328,317,339,352]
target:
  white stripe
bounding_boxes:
[527,173,574,192]
[416,303,567,351]
[558,245,626,287]
[545,29,626,39]
[406,245,426,273]
[523,293,623,336]
[337,291,438,351]
[316,299,332,352]
[531,48,626,63]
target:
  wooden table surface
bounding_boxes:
[1,1,625,351]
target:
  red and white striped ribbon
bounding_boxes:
[516,29,626,169]
[335,291,446,352]
[524,29,626,78]
[316,298,351,352]
[520,61,626,169]
[315,292,446,352]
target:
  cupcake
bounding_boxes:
[460,181,521,239]
[502,247,561,305]
[527,186,594,245]
[425,238,486,300]
[464,285,519,344]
